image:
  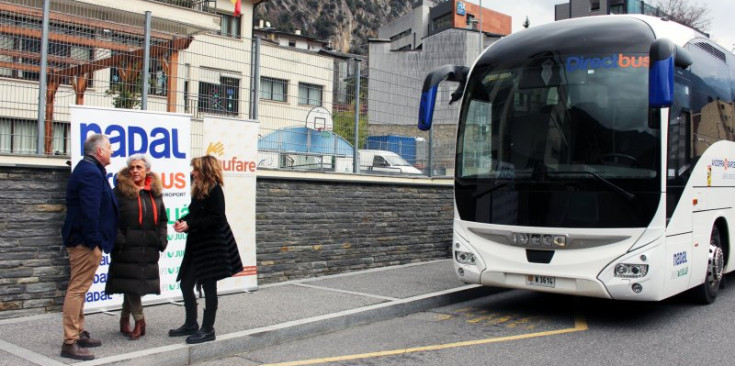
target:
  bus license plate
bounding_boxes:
[526,275,555,288]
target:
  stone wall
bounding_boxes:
[255,177,453,283]
[0,166,70,318]
[0,166,454,319]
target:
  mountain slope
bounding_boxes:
[255,0,413,54]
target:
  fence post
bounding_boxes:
[36,0,50,155]
[141,11,151,109]
[250,37,261,120]
[352,59,361,174]
[428,125,433,177]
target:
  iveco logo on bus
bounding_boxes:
[565,54,649,72]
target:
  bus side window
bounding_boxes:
[668,110,691,179]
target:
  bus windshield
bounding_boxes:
[455,52,661,228]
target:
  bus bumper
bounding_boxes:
[455,237,667,301]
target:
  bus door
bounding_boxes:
[665,71,693,294]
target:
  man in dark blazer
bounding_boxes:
[60,134,118,361]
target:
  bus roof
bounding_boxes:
[474,14,719,71]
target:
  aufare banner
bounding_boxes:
[202,115,259,292]
[69,106,191,312]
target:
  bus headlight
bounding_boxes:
[614,263,649,278]
[455,250,477,265]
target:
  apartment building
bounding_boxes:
[555,0,667,20]
[369,0,511,174]
[379,0,511,51]
[0,0,266,164]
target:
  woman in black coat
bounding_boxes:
[105,154,168,340]
[169,155,242,344]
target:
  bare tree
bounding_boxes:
[655,0,711,33]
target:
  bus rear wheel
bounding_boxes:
[694,226,725,304]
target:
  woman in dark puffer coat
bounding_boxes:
[169,155,242,344]
[105,154,168,340]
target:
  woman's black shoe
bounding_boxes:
[168,323,199,337]
[185,328,215,344]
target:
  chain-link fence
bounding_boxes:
[0,0,457,176]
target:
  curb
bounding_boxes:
[75,285,495,366]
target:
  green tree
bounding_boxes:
[333,108,368,149]
[105,60,142,109]
[522,16,530,29]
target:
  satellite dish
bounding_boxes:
[305,106,333,131]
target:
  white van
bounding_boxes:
[359,149,422,175]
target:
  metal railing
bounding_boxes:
[149,0,217,14]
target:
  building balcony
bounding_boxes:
[68,0,221,34]
[149,0,217,14]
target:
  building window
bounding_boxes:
[0,14,93,84]
[110,55,167,96]
[430,13,452,34]
[298,83,323,106]
[590,0,601,11]
[260,77,287,102]
[0,38,93,83]
[389,29,412,42]
[220,13,241,38]
[466,14,477,29]
[0,118,69,155]
[198,71,240,116]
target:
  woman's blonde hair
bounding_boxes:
[191,155,224,200]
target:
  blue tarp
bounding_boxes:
[366,135,417,164]
[258,126,354,156]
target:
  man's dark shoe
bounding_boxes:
[77,330,101,348]
[185,328,215,344]
[60,342,94,360]
[168,323,199,337]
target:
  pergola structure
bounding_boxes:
[0,1,196,154]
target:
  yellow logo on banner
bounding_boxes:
[206,141,225,156]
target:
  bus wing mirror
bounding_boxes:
[649,38,692,108]
[418,65,469,131]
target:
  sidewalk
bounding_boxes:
[0,259,494,366]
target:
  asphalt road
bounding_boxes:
[195,274,735,366]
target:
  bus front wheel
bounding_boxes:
[694,226,725,304]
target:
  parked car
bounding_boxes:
[359,149,422,175]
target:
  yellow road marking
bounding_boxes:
[435,314,453,321]
[261,313,588,366]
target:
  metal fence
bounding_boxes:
[0,0,457,176]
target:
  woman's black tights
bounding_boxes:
[180,268,218,331]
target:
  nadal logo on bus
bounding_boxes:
[80,123,186,159]
[566,54,649,72]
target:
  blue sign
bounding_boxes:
[457,1,466,15]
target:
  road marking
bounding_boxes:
[440,308,547,330]
[293,283,400,301]
[261,313,588,366]
[0,338,65,366]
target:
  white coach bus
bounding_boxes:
[418,15,735,303]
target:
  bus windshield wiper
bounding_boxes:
[549,171,635,201]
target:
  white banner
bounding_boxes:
[69,106,191,312]
[202,116,259,292]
